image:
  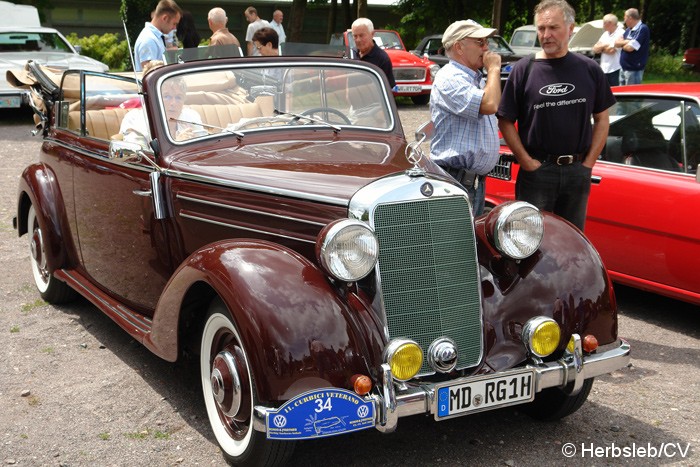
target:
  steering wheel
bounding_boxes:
[298,107,352,125]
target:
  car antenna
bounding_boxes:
[121,16,142,95]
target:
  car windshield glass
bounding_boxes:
[346,31,404,51]
[0,32,72,52]
[157,63,393,143]
[605,96,700,174]
[489,36,514,54]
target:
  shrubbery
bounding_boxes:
[645,51,700,82]
[65,33,130,71]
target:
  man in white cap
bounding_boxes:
[430,19,502,216]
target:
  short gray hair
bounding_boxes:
[625,8,640,20]
[352,17,374,34]
[208,7,227,25]
[534,0,576,26]
[603,13,618,24]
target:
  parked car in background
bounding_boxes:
[410,33,524,87]
[337,29,439,105]
[12,50,628,465]
[683,48,700,70]
[509,22,605,61]
[485,83,700,306]
[0,0,108,108]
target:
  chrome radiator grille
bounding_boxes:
[372,196,482,375]
[393,67,427,82]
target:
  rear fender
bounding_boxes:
[17,163,78,271]
[147,239,374,403]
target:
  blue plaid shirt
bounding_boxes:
[429,60,500,175]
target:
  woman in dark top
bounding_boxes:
[177,10,201,48]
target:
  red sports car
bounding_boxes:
[485,83,700,306]
[339,29,439,105]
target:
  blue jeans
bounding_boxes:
[621,69,644,85]
[515,162,592,231]
[466,176,486,216]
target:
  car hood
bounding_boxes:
[386,49,433,67]
[569,21,604,52]
[168,138,417,204]
[0,52,107,74]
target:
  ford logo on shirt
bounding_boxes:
[539,83,575,96]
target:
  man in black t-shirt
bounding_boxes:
[351,18,396,89]
[497,0,615,231]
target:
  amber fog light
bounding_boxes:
[384,339,423,381]
[522,317,561,357]
[316,219,378,282]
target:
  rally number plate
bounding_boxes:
[435,368,535,419]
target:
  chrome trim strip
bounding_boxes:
[176,194,326,227]
[168,169,349,206]
[251,338,631,433]
[179,212,316,244]
[45,138,155,174]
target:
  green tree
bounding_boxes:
[120,0,153,68]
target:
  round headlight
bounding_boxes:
[317,219,379,282]
[522,317,561,357]
[384,339,423,381]
[487,201,544,259]
[429,64,440,81]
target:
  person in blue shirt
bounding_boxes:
[133,0,182,72]
[615,8,650,85]
[430,20,502,216]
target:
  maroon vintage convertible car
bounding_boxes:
[12,55,629,465]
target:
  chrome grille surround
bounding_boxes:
[349,174,484,376]
[393,67,427,82]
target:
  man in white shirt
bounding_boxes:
[133,0,181,72]
[592,13,624,86]
[244,6,270,56]
[269,10,286,44]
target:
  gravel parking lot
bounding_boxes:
[1,105,699,467]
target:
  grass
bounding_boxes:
[21,299,46,313]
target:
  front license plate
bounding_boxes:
[436,369,535,419]
[0,95,21,108]
[395,85,422,93]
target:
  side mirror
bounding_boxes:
[109,140,145,163]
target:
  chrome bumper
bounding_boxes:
[252,336,630,434]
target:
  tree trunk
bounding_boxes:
[492,0,503,32]
[289,0,308,42]
[342,0,352,30]
[327,0,338,41]
[357,0,367,19]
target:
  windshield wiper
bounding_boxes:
[169,117,245,139]
[273,109,342,133]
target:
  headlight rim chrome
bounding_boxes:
[522,316,562,358]
[316,219,379,282]
[487,201,544,260]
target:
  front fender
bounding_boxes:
[17,162,77,271]
[476,212,617,372]
[147,239,374,403]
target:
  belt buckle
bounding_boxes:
[557,155,574,165]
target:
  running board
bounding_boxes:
[54,269,153,342]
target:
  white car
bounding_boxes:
[1,1,108,108]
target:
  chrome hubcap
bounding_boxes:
[211,350,242,417]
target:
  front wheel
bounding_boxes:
[519,378,594,421]
[27,205,76,304]
[200,298,295,466]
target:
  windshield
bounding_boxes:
[346,31,405,51]
[155,63,394,143]
[0,31,73,53]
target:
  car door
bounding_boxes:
[67,71,172,311]
[587,95,700,300]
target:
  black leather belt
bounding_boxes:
[535,154,584,165]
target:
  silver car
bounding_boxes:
[1,26,108,108]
